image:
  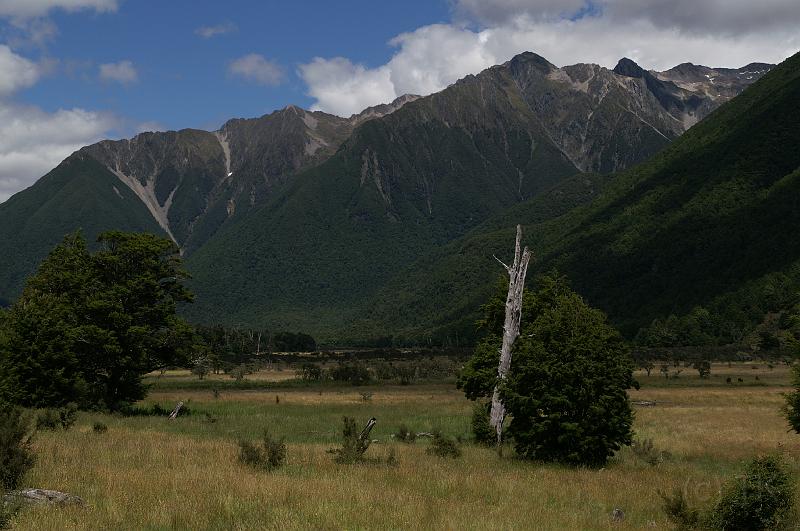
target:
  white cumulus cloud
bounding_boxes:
[228,53,286,86]
[0,0,117,18]
[298,57,394,117]
[0,46,115,202]
[299,1,800,116]
[0,44,40,96]
[0,103,115,202]
[98,60,138,85]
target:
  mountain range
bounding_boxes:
[0,51,787,345]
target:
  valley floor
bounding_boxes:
[9,363,800,530]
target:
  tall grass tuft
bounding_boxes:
[237,431,287,471]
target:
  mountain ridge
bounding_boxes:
[0,51,775,337]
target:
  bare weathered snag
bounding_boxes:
[168,401,184,420]
[489,224,532,446]
[359,417,377,450]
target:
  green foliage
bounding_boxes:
[297,363,322,382]
[784,363,800,433]
[505,275,637,466]
[425,431,462,458]
[471,401,495,446]
[328,416,372,464]
[661,456,795,530]
[330,363,371,386]
[356,52,800,346]
[661,488,701,530]
[237,431,287,471]
[631,438,670,466]
[460,273,637,467]
[1,231,194,410]
[35,403,78,431]
[708,455,794,530]
[0,406,35,490]
[0,155,167,306]
[693,361,712,379]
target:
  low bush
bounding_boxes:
[329,416,373,464]
[35,403,77,431]
[661,455,794,530]
[426,431,461,458]
[330,364,371,386]
[238,432,286,471]
[709,455,794,530]
[0,406,35,490]
[471,402,494,446]
[661,488,701,530]
[631,437,670,466]
[394,424,416,443]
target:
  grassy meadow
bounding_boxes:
[8,362,800,530]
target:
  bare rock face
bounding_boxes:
[79,96,420,254]
[4,489,84,506]
[72,52,771,255]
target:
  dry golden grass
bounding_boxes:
[8,368,800,530]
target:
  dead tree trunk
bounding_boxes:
[168,401,184,420]
[489,225,532,446]
[359,417,377,443]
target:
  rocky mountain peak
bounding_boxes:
[612,57,647,78]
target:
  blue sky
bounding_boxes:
[0,0,798,201]
[19,1,451,131]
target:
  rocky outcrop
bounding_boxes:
[3,489,85,506]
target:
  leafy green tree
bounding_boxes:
[1,231,193,410]
[459,273,637,466]
[784,363,800,433]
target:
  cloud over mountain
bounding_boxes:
[300,0,799,116]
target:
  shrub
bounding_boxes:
[34,409,59,430]
[0,502,14,529]
[359,392,373,402]
[238,431,286,471]
[297,363,322,382]
[35,403,77,431]
[330,363,371,386]
[693,360,711,379]
[394,424,416,443]
[471,402,495,446]
[328,416,373,464]
[386,447,397,466]
[661,488,701,530]
[426,431,461,458]
[784,364,800,432]
[0,406,35,490]
[661,455,794,530]
[92,422,108,434]
[460,273,637,467]
[631,437,670,466]
[708,455,794,530]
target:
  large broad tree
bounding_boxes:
[459,272,637,466]
[0,231,193,410]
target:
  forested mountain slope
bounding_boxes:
[356,51,800,345]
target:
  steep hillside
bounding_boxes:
[0,51,770,318]
[357,51,800,344]
[0,154,165,303]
